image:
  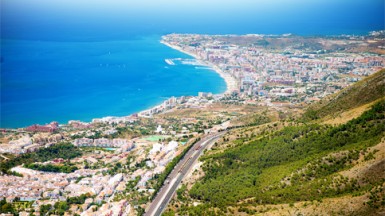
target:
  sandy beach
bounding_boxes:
[161,41,238,95]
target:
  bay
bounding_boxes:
[0,36,226,128]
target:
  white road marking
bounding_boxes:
[149,173,181,216]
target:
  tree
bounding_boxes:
[1,203,13,214]
[54,201,69,215]
[40,204,52,215]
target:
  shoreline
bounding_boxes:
[2,40,237,129]
[160,41,238,95]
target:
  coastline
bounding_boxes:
[75,40,240,122]
[2,39,236,129]
[160,41,238,95]
[2,38,236,129]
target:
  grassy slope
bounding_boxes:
[167,69,385,216]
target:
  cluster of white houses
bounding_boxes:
[73,138,135,152]
[0,134,63,155]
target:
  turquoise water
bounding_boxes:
[1,36,226,128]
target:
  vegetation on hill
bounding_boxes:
[0,198,16,215]
[24,163,78,173]
[0,143,82,174]
[169,99,385,215]
[304,69,385,121]
[39,193,91,216]
[230,112,272,127]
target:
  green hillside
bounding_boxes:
[304,69,385,121]
[181,101,384,214]
[165,70,385,216]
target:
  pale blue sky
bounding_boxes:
[1,0,384,39]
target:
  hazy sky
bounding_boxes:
[1,0,384,39]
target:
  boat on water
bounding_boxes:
[165,59,175,65]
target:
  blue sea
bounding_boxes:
[1,37,226,128]
[1,0,384,128]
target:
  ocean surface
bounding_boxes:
[1,36,226,128]
[1,0,383,128]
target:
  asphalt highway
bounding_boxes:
[144,132,225,216]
